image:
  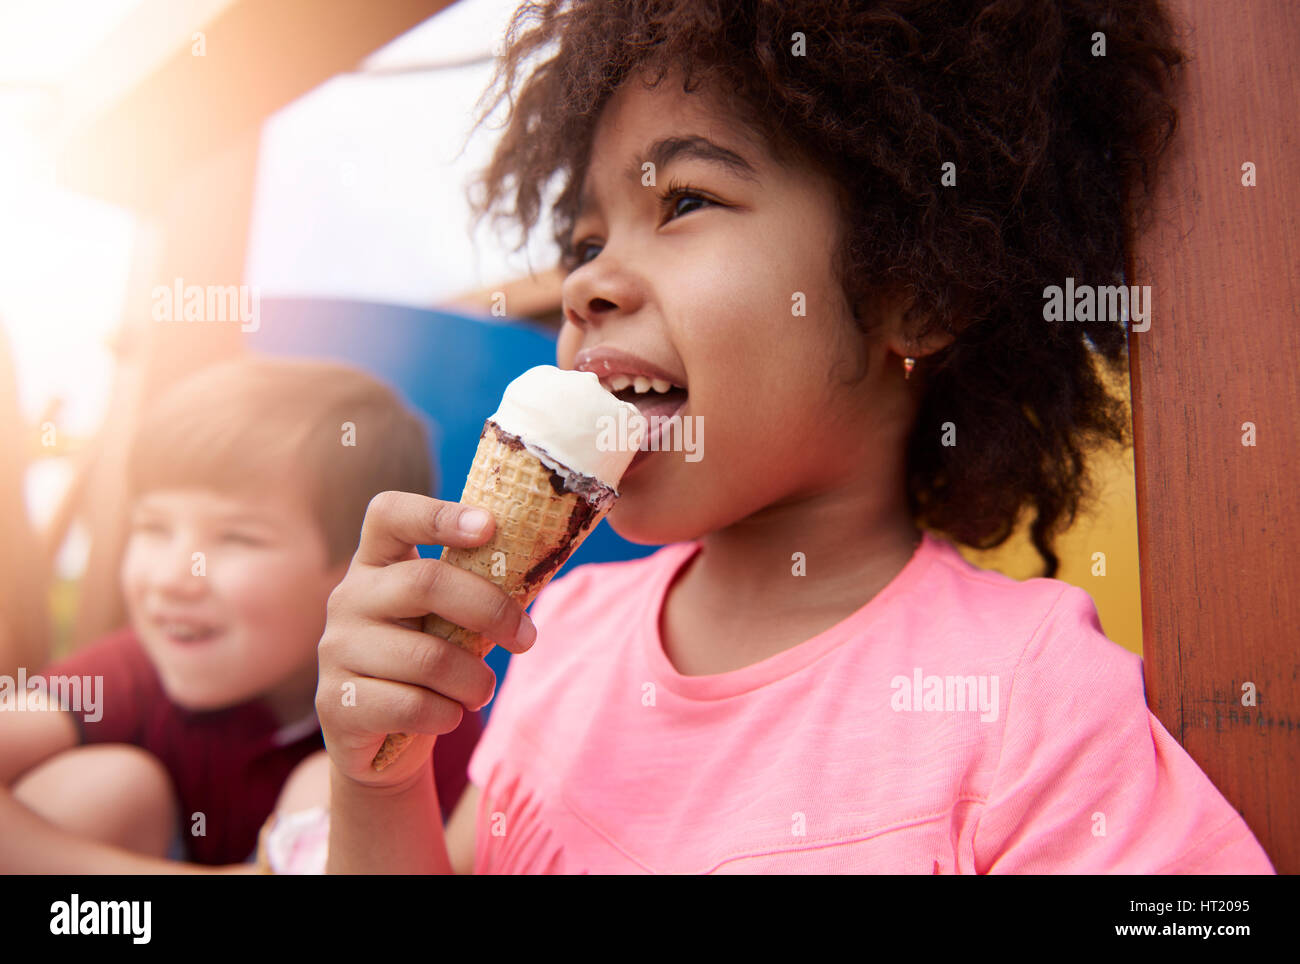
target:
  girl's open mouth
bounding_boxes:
[610,386,689,472]
[612,384,689,421]
[589,362,691,472]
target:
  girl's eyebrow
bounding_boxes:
[576,134,759,220]
[628,135,759,183]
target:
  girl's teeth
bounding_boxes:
[601,374,684,394]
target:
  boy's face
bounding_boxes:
[120,478,347,720]
[556,69,913,544]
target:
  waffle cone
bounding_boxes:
[372,420,617,770]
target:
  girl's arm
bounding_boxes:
[314,491,536,873]
[327,755,450,874]
[445,783,479,875]
[267,753,478,874]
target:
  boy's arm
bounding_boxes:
[0,706,248,874]
[0,704,80,787]
[0,786,232,874]
[0,709,179,872]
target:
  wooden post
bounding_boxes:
[69,132,256,649]
[1128,0,1299,873]
[0,328,53,674]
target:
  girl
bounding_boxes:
[297,0,1273,873]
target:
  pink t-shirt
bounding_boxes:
[468,530,1274,874]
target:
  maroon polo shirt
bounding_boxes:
[41,626,482,865]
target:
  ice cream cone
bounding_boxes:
[370,420,619,771]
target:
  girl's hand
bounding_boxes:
[315,491,537,791]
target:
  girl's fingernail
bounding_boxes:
[459,509,490,534]
[517,616,537,647]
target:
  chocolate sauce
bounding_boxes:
[522,496,601,589]
[478,420,616,592]
[485,420,617,509]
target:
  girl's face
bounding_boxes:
[557,70,909,544]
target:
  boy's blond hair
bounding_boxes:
[126,355,433,565]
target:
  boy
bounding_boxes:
[0,355,482,872]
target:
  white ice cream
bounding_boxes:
[488,365,645,490]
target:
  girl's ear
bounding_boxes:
[894,327,956,362]
[872,285,956,362]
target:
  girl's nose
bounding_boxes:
[560,254,645,329]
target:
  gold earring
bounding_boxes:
[903,357,916,379]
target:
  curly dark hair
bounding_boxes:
[465,0,1187,577]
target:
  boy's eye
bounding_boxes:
[131,520,168,535]
[220,532,265,546]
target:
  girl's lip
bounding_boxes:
[573,346,688,390]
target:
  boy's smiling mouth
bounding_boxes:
[153,614,225,645]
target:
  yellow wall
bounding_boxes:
[954,360,1143,657]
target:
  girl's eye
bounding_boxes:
[131,520,168,536]
[562,182,718,272]
[574,241,601,266]
[560,240,600,273]
[659,187,713,220]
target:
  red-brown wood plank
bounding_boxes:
[1129,0,1299,874]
